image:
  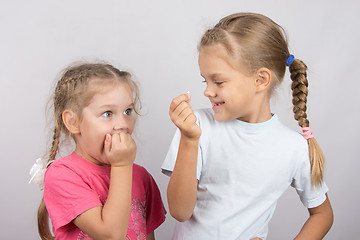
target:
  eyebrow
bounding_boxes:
[200,73,224,80]
[99,103,134,109]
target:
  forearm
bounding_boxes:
[295,196,333,240]
[167,136,199,222]
[295,215,332,240]
[73,165,133,239]
[101,165,133,238]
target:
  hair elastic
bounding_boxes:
[286,54,294,66]
[29,158,55,190]
[301,127,314,140]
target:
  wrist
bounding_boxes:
[110,163,134,169]
[180,134,200,143]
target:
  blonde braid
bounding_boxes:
[289,59,325,186]
[37,199,54,240]
[290,59,309,127]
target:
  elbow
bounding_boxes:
[328,206,334,229]
[325,195,334,230]
[168,206,192,222]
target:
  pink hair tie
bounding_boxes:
[302,127,314,140]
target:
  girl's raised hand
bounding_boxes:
[104,133,137,167]
[169,93,201,139]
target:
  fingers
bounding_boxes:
[111,132,135,151]
[170,94,194,124]
[169,93,201,139]
[104,133,112,153]
[104,132,136,166]
[169,93,191,113]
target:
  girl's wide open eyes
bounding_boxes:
[124,108,133,116]
[101,111,112,118]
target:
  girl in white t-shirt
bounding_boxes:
[162,12,333,239]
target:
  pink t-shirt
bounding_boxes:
[44,153,166,240]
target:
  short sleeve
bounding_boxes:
[291,151,329,208]
[43,164,102,231]
[144,172,166,234]
[161,128,203,180]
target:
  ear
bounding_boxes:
[255,68,272,92]
[62,110,81,134]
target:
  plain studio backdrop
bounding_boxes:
[1,0,359,239]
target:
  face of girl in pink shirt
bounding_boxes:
[73,81,135,166]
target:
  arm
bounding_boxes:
[73,133,136,240]
[167,93,201,222]
[294,194,333,240]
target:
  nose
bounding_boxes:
[113,116,130,134]
[204,84,216,98]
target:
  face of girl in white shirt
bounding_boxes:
[73,81,135,166]
[199,44,262,123]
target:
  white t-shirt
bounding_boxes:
[162,108,328,240]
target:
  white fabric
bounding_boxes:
[161,108,328,240]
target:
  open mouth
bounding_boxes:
[212,102,225,111]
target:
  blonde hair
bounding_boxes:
[199,12,324,186]
[37,63,141,240]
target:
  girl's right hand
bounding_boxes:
[104,132,136,167]
[169,93,201,139]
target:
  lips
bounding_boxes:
[212,101,225,111]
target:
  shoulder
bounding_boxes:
[45,153,108,183]
[45,154,78,177]
[272,115,308,151]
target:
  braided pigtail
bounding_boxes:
[289,58,325,187]
[37,199,54,240]
[37,80,68,240]
[37,123,62,240]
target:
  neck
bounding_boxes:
[237,95,272,123]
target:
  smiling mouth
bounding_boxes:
[212,102,224,110]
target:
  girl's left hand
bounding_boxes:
[104,132,136,167]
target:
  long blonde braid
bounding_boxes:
[289,58,325,186]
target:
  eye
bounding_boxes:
[124,108,133,116]
[214,81,223,86]
[201,79,207,84]
[101,111,112,118]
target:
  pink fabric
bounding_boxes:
[44,153,166,240]
[301,127,314,140]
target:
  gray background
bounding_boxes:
[1,0,359,239]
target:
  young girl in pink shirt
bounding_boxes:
[30,63,166,240]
